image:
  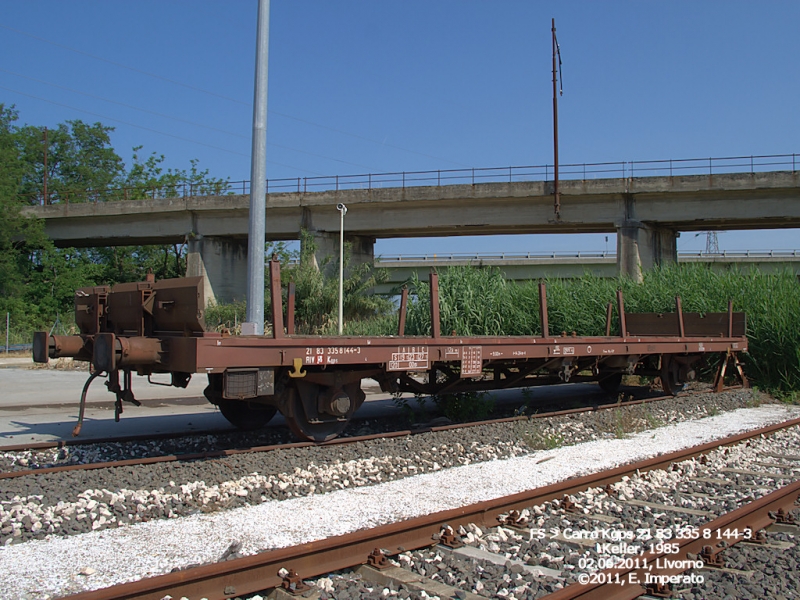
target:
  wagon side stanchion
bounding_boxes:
[397,286,409,336]
[538,281,549,338]
[616,289,627,337]
[727,299,734,337]
[429,270,441,339]
[286,282,296,335]
[269,257,284,338]
[604,301,613,337]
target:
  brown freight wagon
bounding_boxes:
[33,261,748,442]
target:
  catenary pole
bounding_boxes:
[552,18,560,219]
[244,0,270,335]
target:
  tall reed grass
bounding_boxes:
[401,265,800,395]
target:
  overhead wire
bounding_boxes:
[0,23,471,168]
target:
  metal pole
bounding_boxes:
[337,203,348,335]
[5,313,9,354]
[552,18,560,219]
[244,0,270,336]
[43,127,49,205]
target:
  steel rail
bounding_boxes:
[59,415,800,600]
[1,388,701,480]
[542,480,800,600]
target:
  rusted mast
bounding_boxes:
[551,18,561,218]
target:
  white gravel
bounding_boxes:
[1,403,798,600]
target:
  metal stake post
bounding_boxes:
[337,203,348,335]
[244,0,270,336]
[5,313,8,354]
[43,127,49,205]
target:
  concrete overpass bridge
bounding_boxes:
[22,154,800,304]
[372,250,800,294]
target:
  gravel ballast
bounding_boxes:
[0,403,797,599]
[0,389,761,545]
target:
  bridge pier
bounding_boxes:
[186,235,248,306]
[616,222,678,282]
[307,231,376,276]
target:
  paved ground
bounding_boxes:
[0,358,607,448]
[0,360,423,446]
[0,362,225,446]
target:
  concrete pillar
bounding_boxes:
[305,231,376,276]
[616,192,678,282]
[186,235,248,306]
[616,222,678,282]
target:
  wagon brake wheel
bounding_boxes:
[660,355,687,396]
[284,382,362,442]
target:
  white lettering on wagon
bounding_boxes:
[304,347,362,365]
[388,346,429,371]
[461,346,483,377]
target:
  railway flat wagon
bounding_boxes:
[33,261,748,441]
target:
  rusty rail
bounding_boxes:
[543,481,800,600]
[59,416,800,600]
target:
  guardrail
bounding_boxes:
[376,250,800,263]
[24,152,799,206]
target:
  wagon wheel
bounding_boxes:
[660,356,687,396]
[284,382,362,442]
[203,374,277,430]
[598,372,623,394]
[217,399,277,431]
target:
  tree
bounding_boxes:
[124,148,229,199]
[0,105,52,327]
[0,105,228,330]
[16,119,125,204]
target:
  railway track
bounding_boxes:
[0,376,667,473]
[2,396,797,599]
[46,413,800,600]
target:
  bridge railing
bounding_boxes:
[376,250,800,263]
[24,152,798,206]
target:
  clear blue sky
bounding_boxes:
[1,1,798,255]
